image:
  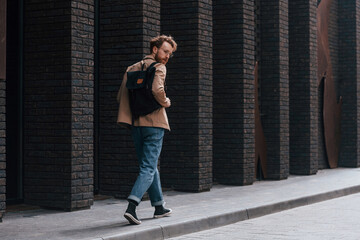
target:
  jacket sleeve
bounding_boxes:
[117,69,128,103]
[152,64,171,108]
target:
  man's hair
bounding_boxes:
[150,35,177,53]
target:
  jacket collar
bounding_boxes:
[143,55,156,61]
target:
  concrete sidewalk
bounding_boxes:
[1,168,360,240]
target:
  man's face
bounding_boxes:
[153,42,174,65]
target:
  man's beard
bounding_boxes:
[155,53,168,64]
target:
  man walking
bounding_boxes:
[117,35,177,225]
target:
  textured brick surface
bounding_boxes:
[1,0,360,218]
[339,0,360,167]
[161,0,213,192]
[289,0,318,175]
[98,0,161,198]
[0,0,5,222]
[213,0,256,185]
[23,0,94,211]
[258,0,289,180]
[0,80,5,221]
[0,0,5,80]
[70,0,95,210]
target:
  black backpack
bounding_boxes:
[126,61,162,120]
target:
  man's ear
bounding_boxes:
[152,46,158,54]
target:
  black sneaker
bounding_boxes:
[124,208,141,225]
[154,205,172,218]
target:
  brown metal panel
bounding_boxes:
[317,0,342,168]
[254,61,267,178]
[0,0,6,80]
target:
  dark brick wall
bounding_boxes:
[339,0,360,167]
[23,0,94,211]
[1,0,359,218]
[258,0,289,180]
[0,0,5,80]
[98,0,161,198]
[289,0,318,175]
[4,0,20,215]
[161,0,213,192]
[0,0,5,222]
[0,80,5,221]
[197,0,213,190]
[24,0,71,210]
[213,0,256,185]
[70,0,95,210]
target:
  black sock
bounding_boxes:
[155,205,164,211]
[128,199,138,206]
[127,200,138,212]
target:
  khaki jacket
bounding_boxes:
[117,55,171,130]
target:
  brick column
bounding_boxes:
[289,0,318,175]
[23,0,94,211]
[339,0,360,167]
[213,1,256,185]
[0,0,5,222]
[161,0,213,192]
[70,1,95,210]
[259,0,289,179]
[0,80,4,221]
[99,0,161,198]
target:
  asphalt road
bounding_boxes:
[170,192,360,240]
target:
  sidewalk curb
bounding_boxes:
[98,184,360,240]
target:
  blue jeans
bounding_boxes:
[128,127,165,207]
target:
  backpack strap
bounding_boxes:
[142,57,158,69]
[148,61,158,69]
[140,60,145,71]
[145,62,158,90]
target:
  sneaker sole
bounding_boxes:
[124,213,141,225]
[154,209,172,219]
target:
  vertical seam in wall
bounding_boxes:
[142,0,146,54]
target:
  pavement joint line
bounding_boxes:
[96,184,360,240]
[160,225,165,239]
